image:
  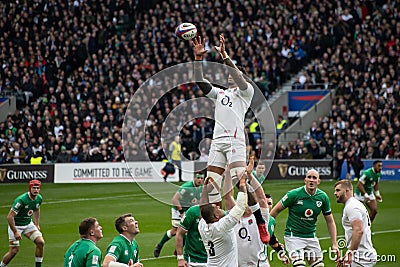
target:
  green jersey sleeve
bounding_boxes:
[280,189,296,208]
[321,191,331,215]
[86,248,102,267]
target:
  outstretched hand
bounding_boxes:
[214,33,226,55]
[192,36,208,58]
[246,156,255,178]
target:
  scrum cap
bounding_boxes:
[29,179,41,189]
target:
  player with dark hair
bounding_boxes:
[64,217,103,267]
[0,180,45,267]
[192,34,269,243]
[334,180,377,266]
[102,214,143,267]
[154,171,205,258]
[354,160,383,222]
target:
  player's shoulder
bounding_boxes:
[181,181,194,188]
[186,205,201,215]
[287,186,304,196]
[315,188,329,198]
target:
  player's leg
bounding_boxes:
[24,223,44,267]
[305,237,324,267]
[366,198,378,222]
[1,226,23,266]
[284,236,307,267]
[206,143,226,205]
[154,208,180,257]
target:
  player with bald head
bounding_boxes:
[270,169,338,267]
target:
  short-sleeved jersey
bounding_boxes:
[173,181,203,212]
[179,205,207,263]
[355,167,382,195]
[252,170,266,184]
[64,239,102,267]
[11,192,42,226]
[342,197,377,261]
[280,186,331,238]
[235,214,267,266]
[207,83,254,141]
[198,213,239,266]
[105,235,139,265]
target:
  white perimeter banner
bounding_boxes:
[54,162,196,183]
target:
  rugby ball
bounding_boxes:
[175,23,197,40]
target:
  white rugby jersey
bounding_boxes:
[235,214,268,267]
[206,83,254,142]
[198,214,239,267]
[342,197,377,261]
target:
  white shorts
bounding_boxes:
[188,262,207,267]
[171,208,181,228]
[351,259,376,267]
[8,222,39,242]
[284,236,322,260]
[208,139,246,169]
[354,192,376,202]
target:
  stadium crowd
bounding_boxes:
[0,0,398,166]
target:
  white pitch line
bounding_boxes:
[0,191,173,208]
[319,229,400,240]
[141,255,176,261]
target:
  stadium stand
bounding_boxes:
[0,0,398,165]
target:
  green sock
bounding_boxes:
[158,231,171,247]
[36,262,42,267]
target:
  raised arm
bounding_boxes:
[215,34,248,90]
[192,36,212,94]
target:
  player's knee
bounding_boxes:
[292,258,306,267]
[229,167,246,185]
[310,260,324,267]
[9,245,20,255]
[29,231,43,243]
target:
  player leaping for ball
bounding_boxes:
[192,34,270,244]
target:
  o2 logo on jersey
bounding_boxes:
[27,210,34,216]
[221,96,233,107]
[305,209,313,217]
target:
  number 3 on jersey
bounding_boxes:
[207,241,215,256]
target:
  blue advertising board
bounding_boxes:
[288,90,330,112]
[340,160,400,180]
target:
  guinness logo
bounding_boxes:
[278,164,288,177]
[0,169,7,182]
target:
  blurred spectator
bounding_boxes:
[56,146,71,163]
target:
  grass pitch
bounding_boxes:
[0,180,399,266]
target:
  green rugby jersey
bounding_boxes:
[280,186,331,238]
[179,205,207,263]
[11,192,42,226]
[64,239,102,267]
[355,167,382,195]
[105,235,139,265]
[252,170,266,184]
[173,181,203,211]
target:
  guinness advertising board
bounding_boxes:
[194,160,333,180]
[0,164,54,184]
[268,160,333,180]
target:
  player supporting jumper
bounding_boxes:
[0,180,45,267]
[334,180,377,266]
[354,160,383,222]
[198,169,248,266]
[154,171,204,258]
[192,34,269,243]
